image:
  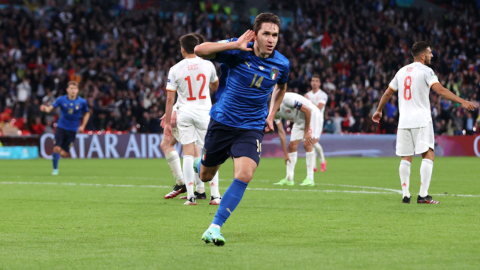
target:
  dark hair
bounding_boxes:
[411,41,430,57]
[179,34,199,54]
[192,33,205,44]
[253,13,281,34]
[312,73,321,79]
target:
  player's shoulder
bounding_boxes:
[272,50,290,69]
[305,91,312,97]
[78,96,87,102]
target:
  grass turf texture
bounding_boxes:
[1,157,479,270]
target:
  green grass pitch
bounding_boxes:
[1,157,479,269]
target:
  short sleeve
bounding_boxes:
[277,61,290,85]
[210,62,218,83]
[83,100,89,112]
[389,72,398,91]
[212,38,240,65]
[52,97,61,108]
[283,95,302,110]
[318,93,328,105]
[166,68,177,92]
[424,68,440,87]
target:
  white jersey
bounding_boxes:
[389,62,439,128]
[274,92,319,125]
[166,57,218,111]
[305,89,328,119]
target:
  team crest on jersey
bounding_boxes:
[270,67,279,80]
[75,104,80,110]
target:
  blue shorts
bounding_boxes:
[202,119,264,167]
[54,127,77,152]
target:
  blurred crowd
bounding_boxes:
[0,0,479,136]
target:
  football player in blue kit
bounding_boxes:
[41,81,90,175]
[191,13,290,246]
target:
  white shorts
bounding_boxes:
[173,127,180,141]
[396,121,435,156]
[176,108,210,147]
[291,111,322,141]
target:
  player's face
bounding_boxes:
[311,78,321,89]
[67,85,79,98]
[424,47,433,65]
[255,22,279,55]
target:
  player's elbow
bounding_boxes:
[194,45,205,57]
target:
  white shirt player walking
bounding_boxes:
[164,34,222,206]
[373,41,476,204]
[273,92,321,187]
[304,75,328,172]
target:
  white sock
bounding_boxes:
[165,151,184,185]
[419,159,434,197]
[306,151,315,180]
[182,155,195,199]
[210,172,220,198]
[399,160,411,198]
[286,152,297,181]
[209,223,221,229]
[313,142,325,163]
[195,174,205,194]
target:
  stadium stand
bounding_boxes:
[0,0,478,136]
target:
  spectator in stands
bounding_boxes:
[30,117,45,135]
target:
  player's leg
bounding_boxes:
[195,141,221,204]
[416,122,439,204]
[193,144,206,198]
[300,138,316,186]
[202,129,262,246]
[182,142,197,205]
[396,128,414,203]
[273,139,300,185]
[51,128,64,175]
[161,134,186,199]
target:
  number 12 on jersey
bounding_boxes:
[185,74,207,101]
[404,76,412,101]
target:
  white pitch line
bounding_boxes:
[1,181,479,197]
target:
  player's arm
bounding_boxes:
[431,83,476,111]
[276,120,290,164]
[372,87,395,123]
[317,103,325,111]
[265,83,287,132]
[299,105,312,146]
[209,79,219,92]
[78,111,90,133]
[163,90,176,140]
[40,105,54,113]
[194,30,254,59]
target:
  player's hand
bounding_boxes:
[160,115,166,129]
[171,111,177,126]
[284,154,291,165]
[236,30,255,52]
[40,105,46,112]
[372,111,382,123]
[78,126,85,133]
[462,101,477,111]
[164,125,173,141]
[303,132,312,147]
[264,117,274,133]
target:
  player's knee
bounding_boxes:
[160,140,169,152]
[60,151,69,157]
[53,146,61,153]
[200,171,214,182]
[234,170,253,183]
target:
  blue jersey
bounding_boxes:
[210,41,290,130]
[52,95,89,132]
[216,63,230,101]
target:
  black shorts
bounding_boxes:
[202,119,264,167]
[54,127,76,152]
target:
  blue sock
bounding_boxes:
[52,153,60,170]
[212,178,248,227]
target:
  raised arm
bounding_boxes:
[265,83,287,132]
[372,87,395,123]
[194,30,254,59]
